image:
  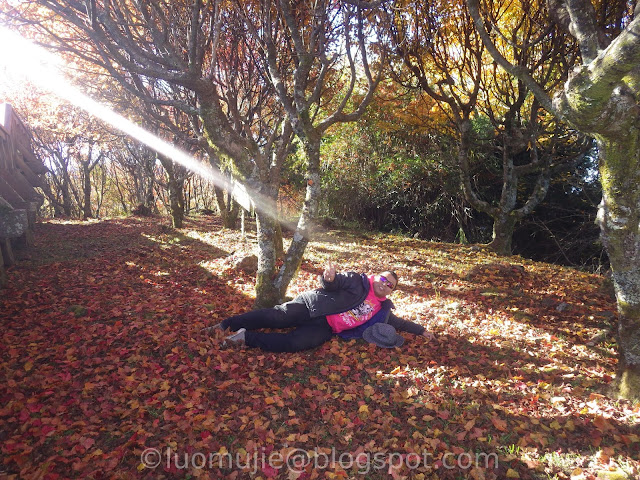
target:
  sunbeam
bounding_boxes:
[0,25,285,223]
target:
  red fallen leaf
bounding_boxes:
[592,416,613,432]
[437,410,450,420]
[102,455,120,471]
[2,442,22,454]
[491,416,508,431]
[79,437,95,449]
[27,403,43,413]
[41,425,57,436]
[261,464,280,478]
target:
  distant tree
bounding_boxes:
[389,0,582,254]
[25,102,113,219]
[467,0,640,402]
[111,138,158,214]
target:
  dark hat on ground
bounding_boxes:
[362,323,404,348]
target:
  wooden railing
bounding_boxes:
[0,103,45,286]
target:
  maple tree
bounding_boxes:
[9,93,115,219]
[390,0,585,255]
[466,0,640,402]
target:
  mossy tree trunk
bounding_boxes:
[594,134,640,401]
[467,0,640,401]
[254,198,281,308]
[488,215,518,255]
[157,154,186,229]
[252,138,320,308]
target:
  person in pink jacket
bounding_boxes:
[214,262,435,352]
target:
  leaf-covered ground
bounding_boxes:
[1,216,638,480]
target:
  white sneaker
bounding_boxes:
[224,328,246,345]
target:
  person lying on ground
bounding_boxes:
[208,262,435,352]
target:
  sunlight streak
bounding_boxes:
[0,26,284,224]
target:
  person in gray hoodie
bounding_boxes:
[214,263,435,352]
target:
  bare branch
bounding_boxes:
[466,0,560,119]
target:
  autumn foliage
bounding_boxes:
[1,217,638,479]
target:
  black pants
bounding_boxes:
[221,301,333,352]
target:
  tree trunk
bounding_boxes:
[214,185,240,229]
[274,221,284,260]
[274,138,322,293]
[253,139,322,308]
[158,155,185,229]
[40,178,65,218]
[61,173,72,217]
[254,205,281,308]
[488,214,518,255]
[82,163,92,219]
[168,176,184,228]
[458,118,552,256]
[596,135,640,402]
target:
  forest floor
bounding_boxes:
[0,215,638,480]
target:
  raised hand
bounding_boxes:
[323,261,336,282]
